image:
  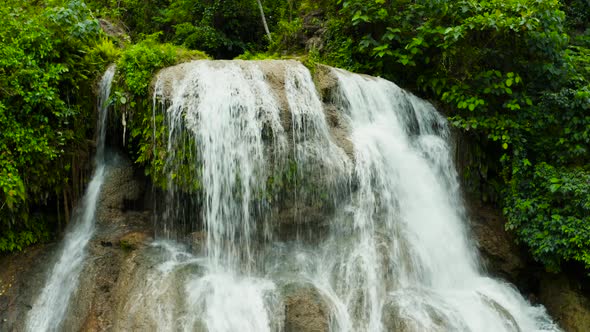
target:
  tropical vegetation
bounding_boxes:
[0,0,588,274]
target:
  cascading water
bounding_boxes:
[132,61,289,332]
[115,60,561,332]
[25,65,115,332]
[293,69,560,332]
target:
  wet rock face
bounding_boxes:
[539,275,590,332]
[283,285,329,332]
[381,297,453,332]
[0,245,58,332]
[62,156,154,331]
[156,60,353,241]
[120,231,150,251]
[98,160,146,224]
[467,202,526,282]
[61,176,153,331]
[64,229,158,332]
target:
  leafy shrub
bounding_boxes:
[505,164,590,271]
[0,0,104,252]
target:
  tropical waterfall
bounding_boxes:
[25,65,115,332]
[116,60,560,332]
[24,60,562,332]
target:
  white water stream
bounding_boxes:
[25,65,115,332]
[151,61,288,331]
[295,69,559,332]
[131,60,560,332]
[26,60,562,332]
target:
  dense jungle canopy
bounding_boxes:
[0,0,589,275]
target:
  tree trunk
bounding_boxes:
[63,189,70,227]
[256,0,272,42]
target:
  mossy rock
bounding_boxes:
[119,232,150,251]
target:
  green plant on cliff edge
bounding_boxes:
[113,34,208,191]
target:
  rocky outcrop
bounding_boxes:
[62,228,153,331]
[0,153,154,332]
[0,244,59,331]
[467,201,527,282]
[539,274,590,332]
[98,19,130,43]
[314,65,355,160]
[466,194,590,332]
[302,10,327,52]
[156,60,352,240]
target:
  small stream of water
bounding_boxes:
[25,65,115,332]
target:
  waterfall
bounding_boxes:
[145,61,288,331]
[298,69,559,331]
[25,65,115,332]
[50,60,560,332]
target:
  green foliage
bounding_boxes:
[117,35,183,97]
[1,0,587,272]
[263,158,334,214]
[235,51,281,60]
[0,0,103,252]
[91,0,281,58]
[0,214,50,252]
[113,35,207,190]
[563,0,590,31]
[85,37,122,67]
[505,163,590,271]
[264,160,299,203]
[268,18,304,53]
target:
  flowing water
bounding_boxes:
[149,61,289,331]
[125,60,560,332]
[25,65,115,332]
[294,69,558,332]
[27,60,562,331]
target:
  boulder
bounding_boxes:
[98,19,130,43]
[381,295,452,332]
[283,284,329,332]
